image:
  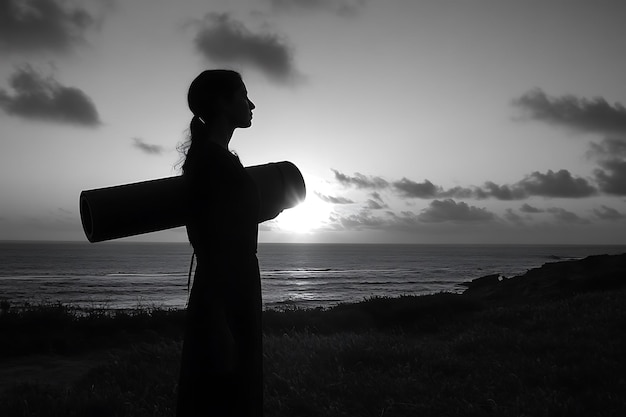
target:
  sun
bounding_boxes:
[273,192,331,234]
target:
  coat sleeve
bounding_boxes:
[185,151,252,255]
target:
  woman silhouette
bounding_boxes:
[177,69,263,417]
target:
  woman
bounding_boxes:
[177,69,262,417]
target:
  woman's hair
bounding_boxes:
[178,69,243,174]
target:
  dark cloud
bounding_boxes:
[520,203,544,214]
[132,137,164,155]
[504,208,525,225]
[512,88,626,196]
[439,186,478,199]
[192,12,298,84]
[328,209,423,232]
[315,191,354,204]
[332,169,389,189]
[392,178,439,198]
[513,88,626,135]
[0,65,101,126]
[546,207,589,224]
[365,199,386,210]
[463,170,596,200]
[593,205,624,220]
[417,199,496,223]
[331,210,388,230]
[594,160,626,195]
[478,170,596,200]
[0,0,98,54]
[369,192,384,203]
[390,211,422,228]
[482,181,526,200]
[333,168,597,201]
[364,192,388,209]
[328,202,498,233]
[266,0,367,17]
[589,138,626,195]
[517,169,597,198]
[588,137,626,158]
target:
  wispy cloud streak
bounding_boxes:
[132,138,164,155]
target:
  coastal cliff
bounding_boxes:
[462,252,626,300]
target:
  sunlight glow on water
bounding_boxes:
[1,242,624,310]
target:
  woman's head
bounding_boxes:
[180,70,255,174]
[187,69,255,130]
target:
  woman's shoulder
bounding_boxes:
[185,143,244,179]
[206,141,243,164]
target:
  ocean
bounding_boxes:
[1,241,625,311]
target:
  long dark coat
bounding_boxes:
[177,141,262,417]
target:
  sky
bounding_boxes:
[1,0,626,244]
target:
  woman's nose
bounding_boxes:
[248,99,255,110]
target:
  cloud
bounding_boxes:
[331,210,388,230]
[192,12,298,84]
[546,207,589,224]
[0,0,99,54]
[332,169,389,189]
[593,205,624,220]
[517,169,597,198]
[520,203,544,214]
[594,160,626,195]
[504,208,525,225]
[481,181,526,200]
[513,88,626,136]
[265,0,367,17]
[315,191,354,204]
[417,199,496,223]
[477,170,595,200]
[588,137,626,157]
[589,138,626,195]
[369,192,384,203]
[365,199,386,210]
[327,208,432,232]
[362,192,388,209]
[512,88,626,195]
[392,178,439,198]
[132,137,164,155]
[0,65,101,126]
[437,186,479,199]
[333,168,597,201]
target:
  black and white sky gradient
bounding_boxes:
[1,0,625,243]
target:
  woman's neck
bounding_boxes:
[205,118,235,150]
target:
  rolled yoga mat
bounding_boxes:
[80,161,306,243]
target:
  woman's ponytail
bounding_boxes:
[181,116,209,174]
[189,115,207,139]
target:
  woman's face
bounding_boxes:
[223,83,255,129]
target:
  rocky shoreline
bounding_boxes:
[462,252,626,300]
